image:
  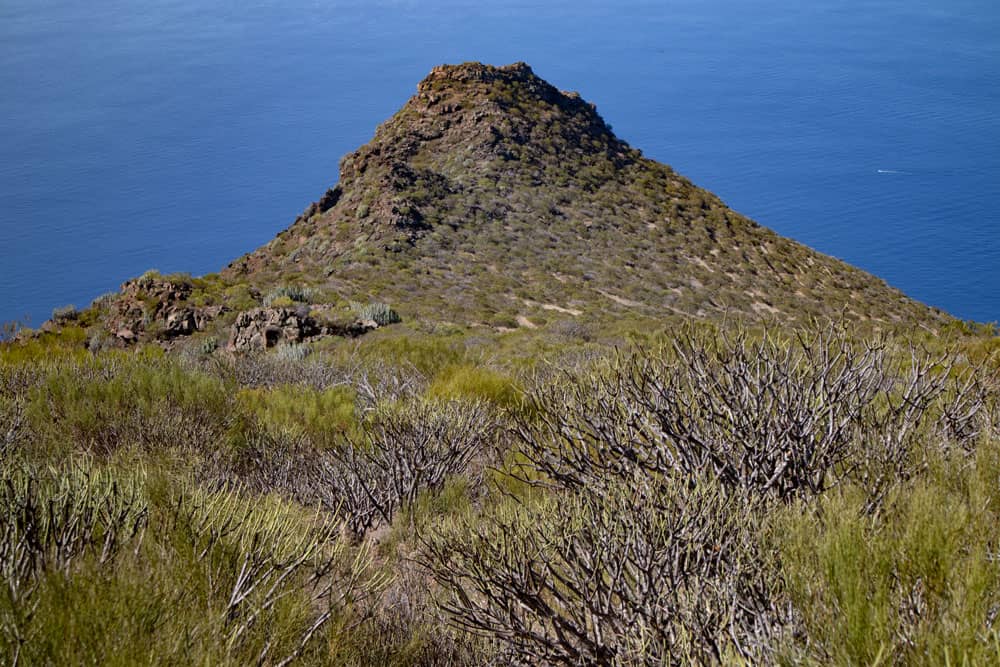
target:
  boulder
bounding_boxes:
[164,308,196,338]
[227,308,321,352]
[115,328,137,343]
[227,307,379,353]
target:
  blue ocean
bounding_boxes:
[1,0,998,325]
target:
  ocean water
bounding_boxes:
[1,0,998,325]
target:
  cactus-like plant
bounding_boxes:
[262,285,317,307]
[351,301,401,326]
[272,343,311,362]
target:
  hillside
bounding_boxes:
[4,63,1000,666]
[227,61,944,331]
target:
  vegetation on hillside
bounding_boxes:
[14,63,950,355]
[2,319,999,664]
[3,62,997,665]
[226,62,946,331]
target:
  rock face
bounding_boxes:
[105,275,226,345]
[227,308,320,351]
[227,307,376,352]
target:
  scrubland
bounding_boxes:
[2,320,999,665]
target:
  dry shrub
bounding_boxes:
[319,399,501,536]
[420,477,786,665]
[420,324,997,664]
[512,326,993,506]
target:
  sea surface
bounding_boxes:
[1,0,998,325]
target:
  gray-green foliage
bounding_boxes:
[351,301,401,326]
[272,342,312,362]
[0,463,387,666]
[50,304,78,322]
[198,336,219,355]
[263,285,318,306]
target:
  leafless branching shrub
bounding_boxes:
[418,326,998,662]
[319,400,499,535]
[513,326,990,503]
[932,362,998,452]
[343,558,502,665]
[205,353,427,404]
[0,466,148,664]
[849,350,998,512]
[420,477,786,666]
[201,425,322,502]
[0,367,43,459]
[0,397,25,457]
[352,360,429,412]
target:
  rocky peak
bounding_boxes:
[407,61,613,139]
[331,61,630,192]
[223,63,946,331]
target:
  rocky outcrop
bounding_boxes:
[227,308,319,351]
[104,275,226,345]
[227,307,376,352]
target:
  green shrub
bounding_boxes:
[1,328,90,364]
[427,364,521,408]
[136,269,161,287]
[775,443,1000,664]
[359,335,462,376]
[0,463,386,666]
[237,384,357,445]
[268,295,296,308]
[24,351,233,458]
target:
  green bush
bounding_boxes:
[237,383,357,445]
[427,364,521,408]
[774,441,1000,664]
[23,351,233,458]
[0,463,385,666]
[358,335,462,376]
